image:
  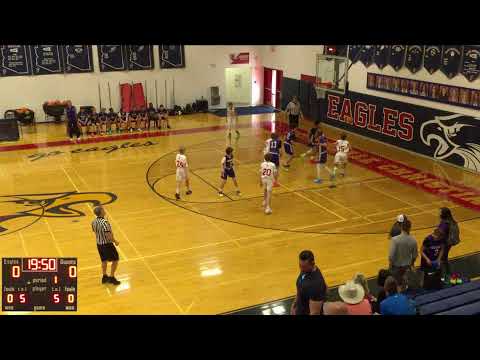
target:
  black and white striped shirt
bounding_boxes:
[92,217,112,245]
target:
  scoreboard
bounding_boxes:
[2,258,77,312]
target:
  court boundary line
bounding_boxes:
[146,137,480,235]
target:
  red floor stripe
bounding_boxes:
[0,122,259,153]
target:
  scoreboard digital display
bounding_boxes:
[2,258,77,312]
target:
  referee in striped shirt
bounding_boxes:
[92,206,121,285]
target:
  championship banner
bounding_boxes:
[229,52,249,65]
[366,72,480,111]
[461,45,480,82]
[441,46,463,79]
[98,45,127,72]
[62,45,94,73]
[159,45,185,68]
[0,45,32,77]
[30,45,63,75]
[405,45,424,74]
[127,45,154,71]
[348,45,362,63]
[319,90,480,173]
[389,45,406,71]
[358,45,374,67]
[373,45,389,69]
[424,45,442,74]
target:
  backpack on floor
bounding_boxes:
[448,221,460,246]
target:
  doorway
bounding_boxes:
[263,67,283,108]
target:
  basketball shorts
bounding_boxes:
[176,169,188,181]
[227,118,236,131]
[269,153,280,167]
[318,152,327,164]
[97,243,119,262]
[284,142,294,156]
[221,168,235,180]
[289,114,299,127]
[262,178,273,192]
[334,152,348,164]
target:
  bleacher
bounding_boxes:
[414,280,480,315]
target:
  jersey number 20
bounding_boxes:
[262,169,272,176]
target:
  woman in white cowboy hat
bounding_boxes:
[338,280,372,315]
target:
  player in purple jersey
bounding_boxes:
[265,133,282,186]
[313,131,328,184]
[283,125,297,170]
[300,120,320,159]
[218,147,241,197]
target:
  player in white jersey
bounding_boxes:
[226,102,240,140]
[175,146,192,200]
[259,153,277,215]
[330,133,351,188]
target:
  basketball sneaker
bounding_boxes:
[236,190,242,196]
[219,191,224,197]
[313,178,322,184]
[175,193,180,200]
[265,207,272,215]
[186,190,192,195]
[102,274,109,284]
[108,277,121,286]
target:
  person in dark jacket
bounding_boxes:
[438,207,457,277]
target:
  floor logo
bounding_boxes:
[0,191,117,236]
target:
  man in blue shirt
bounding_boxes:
[380,276,416,315]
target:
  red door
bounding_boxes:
[275,70,283,109]
[263,67,273,106]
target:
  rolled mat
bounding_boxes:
[120,83,132,113]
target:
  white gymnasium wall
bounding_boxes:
[348,60,480,117]
[0,45,262,122]
[259,46,324,79]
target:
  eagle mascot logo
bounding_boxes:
[0,191,117,236]
[420,114,480,172]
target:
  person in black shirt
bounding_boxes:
[291,250,328,315]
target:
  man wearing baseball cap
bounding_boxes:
[389,214,407,239]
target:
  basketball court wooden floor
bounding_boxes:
[1,113,480,315]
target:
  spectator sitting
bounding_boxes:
[338,280,372,315]
[389,214,407,239]
[353,272,376,305]
[380,276,416,315]
[323,301,349,315]
[372,269,392,313]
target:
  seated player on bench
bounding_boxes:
[78,112,89,140]
[158,105,171,129]
[88,111,98,136]
[119,112,128,133]
[128,111,138,132]
[147,103,158,130]
[138,111,147,131]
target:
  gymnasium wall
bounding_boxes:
[258,46,324,80]
[348,61,480,117]
[0,45,262,123]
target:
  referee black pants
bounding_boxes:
[289,114,299,128]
